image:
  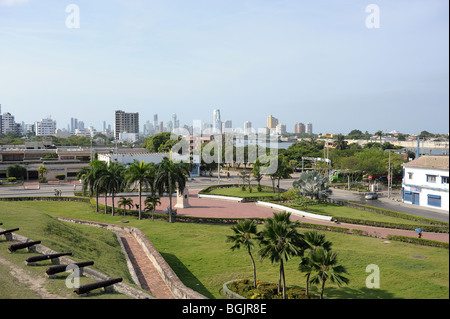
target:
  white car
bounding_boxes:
[365,192,378,200]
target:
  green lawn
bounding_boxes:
[1,201,448,299]
[208,186,279,199]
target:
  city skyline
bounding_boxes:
[0,1,448,135]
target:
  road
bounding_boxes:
[1,172,448,223]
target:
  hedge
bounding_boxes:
[347,202,449,227]
[386,235,449,249]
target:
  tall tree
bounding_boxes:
[155,157,189,223]
[226,220,261,288]
[125,160,156,220]
[95,162,125,216]
[77,160,107,212]
[258,212,303,299]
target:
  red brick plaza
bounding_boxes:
[99,189,449,243]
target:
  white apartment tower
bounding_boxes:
[35,118,57,136]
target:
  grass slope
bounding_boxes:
[1,201,448,299]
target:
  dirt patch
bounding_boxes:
[0,255,64,299]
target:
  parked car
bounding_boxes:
[365,192,378,200]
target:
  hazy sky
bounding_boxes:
[0,0,448,135]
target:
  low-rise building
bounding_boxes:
[402,156,449,211]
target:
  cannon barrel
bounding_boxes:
[46,261,94,276]
[0,228,20,236]
[74,278,123,295]
[8,240,41,252]
[26,252,73,263]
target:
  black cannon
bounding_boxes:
[74,277,123,296]
[8,240,41,252]
[26,252,73,265]
[0,228,19,240]
[46,261,94,276]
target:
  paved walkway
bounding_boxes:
[118,233,174,299]
[100,190,449,243]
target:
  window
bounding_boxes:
[427,195,441,207]
[442,176,449,184]
[408,172,413,179]
[426,175,437,183]
[403,191,412,202]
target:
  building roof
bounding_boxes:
[403,156,449,170]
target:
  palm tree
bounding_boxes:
[118,197,134,217]
[125,160,156,220]
[77,160,107,212]
[298,230,333,297]
[95,162,125,216]
[293,171,332,201]
[226,220,261,288]
[155,157,189,223]
[258,212,303,299]
[144,194,161,221]
[375,130,383,144]
[309,247,350,299]
[333,135,348,151]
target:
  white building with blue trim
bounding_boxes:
[402,156,449,211]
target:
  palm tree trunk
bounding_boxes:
[281,259,286,299]
[248,247,257,288]
[306,273,310,298]
[138,183,142,220]
[168,175,173,223]
[95,191,99,212]
[111,193,115,216]
[104,193,108,214]
[320,277,326,299]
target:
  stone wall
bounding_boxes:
[56,217,207,299]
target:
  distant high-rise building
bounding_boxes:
[295,123,305,134]
[267,115,278,129]
[1,112,18,135]
[153,114,159,133]
[35,117,57,137]
[114,110,139,140]
[244,121,252,135]
[213,109,222,133]
[306,122,313,135]
[70,118,78,133]
[172,113,179,130]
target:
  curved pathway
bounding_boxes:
[99,190,449,243]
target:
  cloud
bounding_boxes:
[0,0,29,6]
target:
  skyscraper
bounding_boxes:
[295,123,305,134]
[153,114,159,134]
[213,109,222,133]
[306,122,313,135]
[267,115,279,129]
[114,110,139,140]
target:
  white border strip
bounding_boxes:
[198,194,243,202]
[256,201,333,221]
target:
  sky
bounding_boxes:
[0,0,448,135]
